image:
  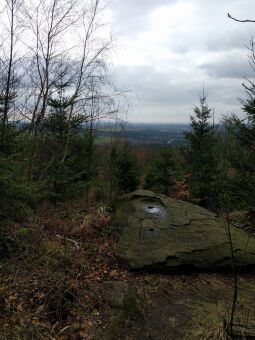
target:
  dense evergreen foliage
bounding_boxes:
[0,92,254,224]
[225,82,255,209]
[183,94,221,208]
[111,142,140,194]
[144,145,174,196]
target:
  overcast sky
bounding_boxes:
[106,0,255,123]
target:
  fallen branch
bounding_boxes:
[56,234,80,250]
[229,322,255,338]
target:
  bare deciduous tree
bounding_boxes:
[23,0,80,133]
[0,0,24,144]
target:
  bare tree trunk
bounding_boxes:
[2,0,14,132]
[224,201,238,335]
[0,0,23,145]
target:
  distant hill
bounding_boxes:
[96,122,190,146]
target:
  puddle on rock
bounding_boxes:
[143,203,166,217]
[146,206,160,214]
[136,199,167,219]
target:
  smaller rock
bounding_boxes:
[103,281,138,312]
[100,281,139,340]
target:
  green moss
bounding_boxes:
[13,324,31,339]
[15,227,29,237]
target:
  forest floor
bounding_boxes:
[1,198,255,340]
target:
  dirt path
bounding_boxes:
[112,273,255,340]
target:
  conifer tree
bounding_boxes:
[184,93,217,207]
[144,145,174,196]
[41,79,90,202]
[115,142,139,194]
[225,82,255,208]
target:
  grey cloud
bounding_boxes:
[206,31,251,52]
[109,0,177,35]
[200,52,254,79]
[107,0,255,122]
[112,65,200,105]
[166,8,253,55]
[111,64,243,122]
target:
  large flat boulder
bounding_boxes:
[114,190,255,271]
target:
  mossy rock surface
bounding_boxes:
[114,190,255,271]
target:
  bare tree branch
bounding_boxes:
[228,13,255,23]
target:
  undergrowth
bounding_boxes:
[1,198,255,340]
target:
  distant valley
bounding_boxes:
[96,122,190,146]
